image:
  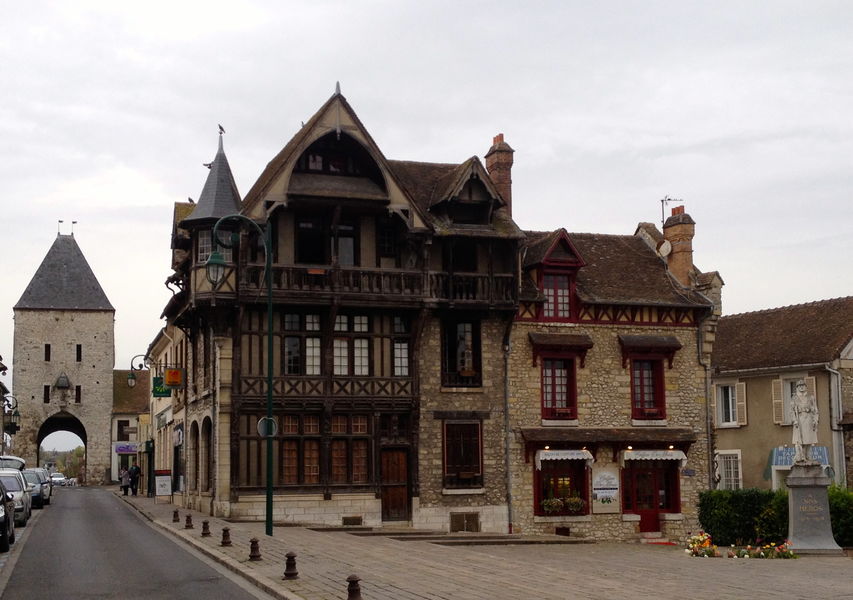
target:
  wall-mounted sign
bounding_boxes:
[592,466,620,514]
[152,376,172,398]
[115,442,139,455]
[163,368,185,389]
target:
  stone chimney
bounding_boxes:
[485,133,514,215]
[662,206,695,288]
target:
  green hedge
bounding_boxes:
[699,486,853,547]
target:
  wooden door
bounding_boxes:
[380,449,409,521]
[634,469,660,533]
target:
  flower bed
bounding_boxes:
[685,531,797,558]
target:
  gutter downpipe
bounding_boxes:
[503,339,514,534]
[697,323,714,490]
[825,365,846,487]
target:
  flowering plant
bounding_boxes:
[541,497,564,514]
[686,531,718,557]
[729,541,797,559]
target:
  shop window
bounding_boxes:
[443,422,482,488]
[541,358,576,420]
[535,458,588,516]
[542,274,570,320]
[442,320,482,387]
[303,440,320,484]
[631,359,665,419]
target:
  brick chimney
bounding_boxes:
[662,206,695,288]
[485,133,514,215]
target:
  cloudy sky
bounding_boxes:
[2,2,852,445]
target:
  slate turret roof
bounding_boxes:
[15,234,113,311]
[182,135,241,226]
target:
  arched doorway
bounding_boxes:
[37,413,87,484]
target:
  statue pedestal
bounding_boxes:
[786,463,843,555]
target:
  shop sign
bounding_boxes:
[592,466,620,514]
[115,442,139,455]
[155,469,172,496]
[163,368,185,389]
[152,377,171,398]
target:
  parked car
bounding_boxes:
[0,478,15,552]
[23,469,50,508]
[0,469,32,526]
[0,456,25,471]
[50,472,67,487]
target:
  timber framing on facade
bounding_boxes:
[148,88,723,541]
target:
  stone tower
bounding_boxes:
[12,234,114,484]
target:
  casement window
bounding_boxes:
[279,415,370,487]
[443,422,483,488]
[442,320,482,387]
[715,451,743,490]
[631,359,665,419]
[712,382,747,427]
[541,358,577,420]
[279,415,321,485]
[542,274,571,320]
[330,415,370,485]
[332,315,370,376]
[197,229,233,264]
[535,458,588,516]
[772,376,816,425]
[282,313,321,376]
[376,217,398,260]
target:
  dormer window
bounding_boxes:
[543,273,571,320]
[447,178,492,225]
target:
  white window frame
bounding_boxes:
[393,341,409,376]
[717,384,737,427]
[715,450,742,490]
[198,230,233,264]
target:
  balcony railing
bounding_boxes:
[230,264,516,305]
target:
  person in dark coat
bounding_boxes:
[128,461,141,496]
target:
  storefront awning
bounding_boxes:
[535,449,594,470]
[772,445,829,466]
[620,449,687,468]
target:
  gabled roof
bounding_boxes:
[182,136,241,226]
[521,230,709,308]
[712,297,853,372]
[15,235,114,311]
[113,370,150,414]
[522,229,584,267]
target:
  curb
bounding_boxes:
[117,494,305,600]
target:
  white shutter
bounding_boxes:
[710,384,718,427]
[772,379,784,424]
[805,376,817,401]
[736,382,747,426]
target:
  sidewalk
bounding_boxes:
[118,492,853,600]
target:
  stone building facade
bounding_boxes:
[12,234,114,483]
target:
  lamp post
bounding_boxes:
[206,214,275,537]
[127,354,152,388]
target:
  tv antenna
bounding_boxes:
[660,196,684,228]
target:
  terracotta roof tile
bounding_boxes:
[113,370,150,414]
[713,297,853,371]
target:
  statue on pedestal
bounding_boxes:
[791,379,818,463]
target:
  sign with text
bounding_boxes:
[155,469,172,496]
[591,466,620,514]
[114,442,139,455]
[163,368,185,389]
[152,377,171,398]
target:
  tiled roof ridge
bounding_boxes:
[722,295,853,319]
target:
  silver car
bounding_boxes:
[0,469,33,526]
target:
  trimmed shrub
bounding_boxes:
[828,485,853,547]
[699,488,784,546]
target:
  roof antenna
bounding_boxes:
[660,195,684,228]
[71,220,78,235]
[57,219,64,235]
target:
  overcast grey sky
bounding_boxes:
[2,1,852,428]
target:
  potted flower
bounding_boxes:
[562,495,586,515]
[541,497,564,514]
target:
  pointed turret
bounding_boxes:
[15,234,113,311]
[182,134,242,226]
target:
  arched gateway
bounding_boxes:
[12,234,113,483]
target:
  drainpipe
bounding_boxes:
[824,365,846,487]
[697,322,714,490]
[503,340,514,534]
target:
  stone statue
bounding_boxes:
[791,379,819,463]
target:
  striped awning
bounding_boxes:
[535,449,595,470]
[620,449,687,468]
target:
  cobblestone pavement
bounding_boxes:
[118,492,853,600]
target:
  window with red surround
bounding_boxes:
[542,273,571,320]
[631,359,665,419]
[535,459,589,516]
[443,422,483,488]
[541,358,577,419]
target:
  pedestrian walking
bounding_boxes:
[128,461,141,496]
[120,467,130,496]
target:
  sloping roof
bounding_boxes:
[182,136,241,225]
[15,235,114,311]
[522,231,710,308]
[713,297,853,371]
[113,370,150,414]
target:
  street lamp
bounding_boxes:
[206,214,275,537]
[127,354,152,388]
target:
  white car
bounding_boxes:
[50,473,67,487]
[0,469,32,526]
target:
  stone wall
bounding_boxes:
[416,316,511,533]
[12,309,115,484]
[508,320,710,542]
[230,492,382,526]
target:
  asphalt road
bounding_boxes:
[0,486,273,600]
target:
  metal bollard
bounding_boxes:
[185,514,194,529]
[282,551,298,580]
[221,527,232,547]
[172,509,179,523]
[201,520,211,537]
[346,574,363,600]
[249,537,262,561]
